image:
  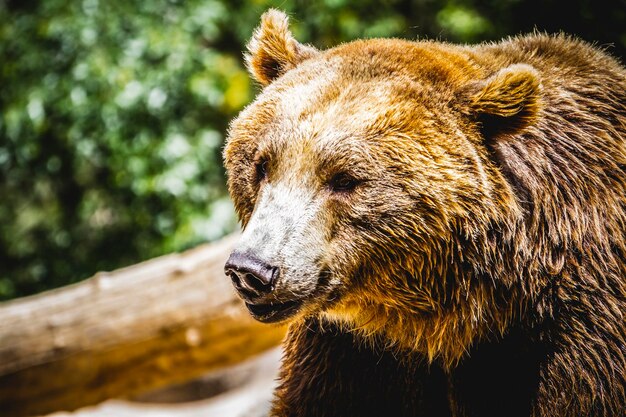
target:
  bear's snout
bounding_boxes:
[224,250,307,323]
[225,251,278,296]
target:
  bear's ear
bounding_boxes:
[466,64,542,137]
[245,9,319,86]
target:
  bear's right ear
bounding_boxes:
[245,9,319,86]
[465,64,542,137]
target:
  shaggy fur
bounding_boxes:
[224,10,626,417]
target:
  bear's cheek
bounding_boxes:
[225,171,257,225]
[322,183,413,278]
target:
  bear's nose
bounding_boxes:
[224,251,278,295]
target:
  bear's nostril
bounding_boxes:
[228,271,241,286]
[241,272,271,292]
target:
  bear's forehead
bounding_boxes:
[249,60,433,149]
[229,39,475,167]
[263,57,400,118]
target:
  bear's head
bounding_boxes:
[224,10,541,365]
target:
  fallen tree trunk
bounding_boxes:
[0,234,287,417]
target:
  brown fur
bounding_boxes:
[224,10,626,417]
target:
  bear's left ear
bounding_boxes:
[245,9,319,86]
[465,64,542,137]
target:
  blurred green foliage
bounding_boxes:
[1,0,624,300]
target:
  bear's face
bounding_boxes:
[224,10,541,363]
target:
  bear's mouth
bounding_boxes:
[245,299,304,323]
[242,268,336,323]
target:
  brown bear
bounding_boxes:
[223,9,626,417]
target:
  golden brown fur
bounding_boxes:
[224,10,626,417]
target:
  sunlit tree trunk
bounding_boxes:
[0,234,286,417]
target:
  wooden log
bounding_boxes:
[48,348,282,417]
[0,234,287,417]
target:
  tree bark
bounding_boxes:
[0,234,287,417]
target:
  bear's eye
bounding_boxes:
[255,159,269,181]
[328,173,359,193]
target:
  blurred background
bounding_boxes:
[0,0,625,301]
